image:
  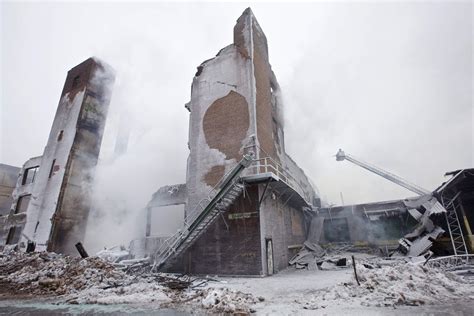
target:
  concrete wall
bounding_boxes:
[259,186,307,274]
[20,58,115,255]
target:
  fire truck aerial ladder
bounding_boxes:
[335,149,469,256]
[335,149,430,196]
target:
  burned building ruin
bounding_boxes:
[1,8,471,277]
[0,58,115,255]
[137,8,320,276]
[138,9,473,275]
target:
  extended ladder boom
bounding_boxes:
[335,149,430,196]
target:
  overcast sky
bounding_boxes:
[1,1,472,209]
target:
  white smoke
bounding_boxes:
[83,47,189,254]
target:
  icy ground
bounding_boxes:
[1,251,474,315]
[208,262,474,314]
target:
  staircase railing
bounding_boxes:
[152,152,313,270]
[245,156,311,206]
[152,155,252,270]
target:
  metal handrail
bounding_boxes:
[245,156,311,206]
[421,254,474,270]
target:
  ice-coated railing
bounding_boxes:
[420,254,474,271]
[243,156,311,206]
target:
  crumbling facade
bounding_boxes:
[142,9,319,276]
[0,58,115,255]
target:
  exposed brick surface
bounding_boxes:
[203,165,225,188]
[203,91,249,161]
[252,24,279,162]
[173,185,262,276]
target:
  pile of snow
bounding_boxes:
[301,262,474,310]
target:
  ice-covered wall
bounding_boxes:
[185,8,318,218]
[185,42,257,215]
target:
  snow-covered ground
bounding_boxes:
[1,250,474,315]
[198,252,474,315]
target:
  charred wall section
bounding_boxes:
[18,58,115,255]
[48,59,115,255]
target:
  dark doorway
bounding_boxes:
[266,238,274,276]
[6,226,22,245]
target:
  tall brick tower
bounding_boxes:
[20,58,115,255]
[175,8,318,275]
[186,8,289,215]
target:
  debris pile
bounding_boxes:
[289,241,326,269]
[300,262,474,310]
[0,250,259,313]
[396,195,447,257]
[289,241,362,270]
[0,251,131,297]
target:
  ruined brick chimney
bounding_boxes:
[185,8,286,216]
[20,58,115,255]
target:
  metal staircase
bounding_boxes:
[441,192,468,256]
[152,155,253,271]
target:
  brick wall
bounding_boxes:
[171,185,262,276]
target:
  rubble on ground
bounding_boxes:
[395,195,447,257]
[0,251,129,297]
[96,245,131,263]
[289,241,326,269]
[0,250,259,314]
[300,261,474,310]
[289,241,373,270]
[166,288,259,314]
